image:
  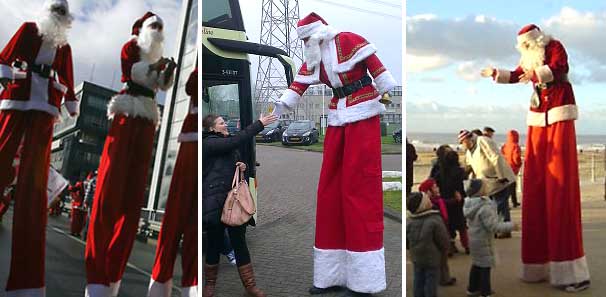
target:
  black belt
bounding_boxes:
[332,75,372,98]
[537,73,569,90]
[126,81,156,98]
[12,61,55,79]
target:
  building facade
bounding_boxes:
[148,0,198,222]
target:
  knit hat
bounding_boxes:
[418,178,436,193]
[464,179,483,197]
[458,129,472,143]
[407,192,433,214]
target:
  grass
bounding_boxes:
[383,190,402,212]
[383,177,403,183]
[257,131,403,154]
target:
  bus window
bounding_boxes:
[202,0,244,31]
[202,82,241,134]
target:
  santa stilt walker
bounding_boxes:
[147,67,198,297]
[0,144,21,222]
[69,181,86,236]
[0,0,78,295]
[84,12,176,297]
[272,13,397,294]
[481,24,590,292]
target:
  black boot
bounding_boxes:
[308,286,344,295]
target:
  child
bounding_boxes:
[407,192,451,297]
[419,179,456,286]
[463,179,519,297]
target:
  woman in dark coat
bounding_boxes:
[433,150,469,255]
[202,113,277,297]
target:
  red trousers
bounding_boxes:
[314,115,386,293]
[85,115,155,295]
[521,120,590,285]
[148,142,197,296]
[0,110,53,296]
[70,207,86,234]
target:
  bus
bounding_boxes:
[202,0,296,221]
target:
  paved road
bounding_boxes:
[406,198,606,297]
[206,145,403,296]
[0,210,183,297]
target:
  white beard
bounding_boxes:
[36,12,72,48]
[303,26,338,70]
[137,27,164,63]
[517,34,550,72]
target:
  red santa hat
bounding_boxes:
[517,24,542,45]
[297,12,329,40]
[132,11,164,36]
[418,179,436,193]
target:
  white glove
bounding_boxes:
[271,101,288,118]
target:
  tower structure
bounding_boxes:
[254,0,304,117]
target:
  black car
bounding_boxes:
[256,121,285,143]
[226,119,240,134]
[282,120,319,146]
[393,128,402,143]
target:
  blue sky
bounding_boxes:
[407,1,606,135]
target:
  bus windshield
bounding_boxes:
[202,0,243,31]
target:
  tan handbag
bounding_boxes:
[221,166,256,226]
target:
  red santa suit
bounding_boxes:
[0,146,20,220]
[0,0,78,295]
[69,181,86,235]
[84,12,174,297]
[148,68,198,297]
[489,24,589,286]
[274,13,397,293]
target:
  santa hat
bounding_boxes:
[517,24,542,45]
[297,12,329,40]
[418,179,436,193]
[458,129,472,143]
[132,11,164,36]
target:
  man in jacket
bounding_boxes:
[459,130,516,238]
[0,0,78,295]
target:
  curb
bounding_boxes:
[384,207,402,223]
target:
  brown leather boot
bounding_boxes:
[203,264,219,297]
[238,263,266,297]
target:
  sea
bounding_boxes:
[407,132,606,152]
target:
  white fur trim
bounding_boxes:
[324,39,343,88]
[181,286,198,297]
[332,43,377,74]
[109,280,121,297]
[313,247,347,289]
[327,95,386,126]
[278,88,300,109]
[521,263,549,283]
[495,69,511,84]
[6,287,45,297]
[142,15,164,29]
[158,68,175,91]
[526,104,578,127]
[0,99,59,116]
[521,256,590,285]
[347,248,386,293]
[107,93,160,125]
[297,21,325,39]
[313,247,386,293]
[178,132,198,142]
[294,67,320,85]
[64,100,79,115]
[517,28,542,45]
[373,70,397,94]
[13,70,27,80]
[147,278,172,297]
[131,61,160,91]
[535,64,554,83]
[85,284,111,297]
[0,64,12,79]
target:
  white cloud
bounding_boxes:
[0,0,183,96]
[406,54,450,73]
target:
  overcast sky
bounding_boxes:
[407,1,606,135]
[238,0,403,86]
[0,0,184,104]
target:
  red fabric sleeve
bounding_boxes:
[0,23,29,66]
[59,45,77,102]
[120,40,139,83]
[365,54,387,78]
[186,67,198,107]
[544,41,569,81]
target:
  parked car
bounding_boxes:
[393,128,402,143]
[226,119,240,134]
[282,120,319,146]
[256,121,285,143]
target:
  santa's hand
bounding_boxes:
[271,101,287,117]
[518,71,533,83]
[480,67,494,78]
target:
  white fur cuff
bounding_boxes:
[85,284,111,297]
[373,70,397,94]
[181,286,198,297]
[495,69,511,84]
[346,248,386,293]
[313,248,347,288]
[0,64,12,79]
[549,256,590,285]
[147,278,172,297]
[279,88,301,109]
[131,61,159,90]
[110,280,121,297]
[294,67,320,85]
[535,65,554,84]
[64,100,80,116]
[6,287,45,297]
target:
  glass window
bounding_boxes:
[202,0,243,31]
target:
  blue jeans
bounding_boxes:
[413,265,438,297]
[491,185,512,222]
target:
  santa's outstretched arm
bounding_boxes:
[272,63,312,117]
[481,65,525,84]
